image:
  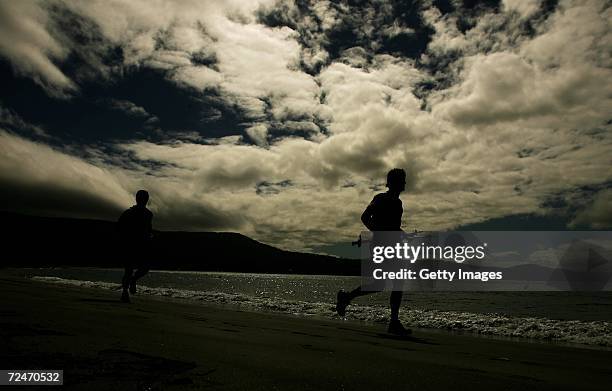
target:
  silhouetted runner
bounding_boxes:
[117,190,153,303]
[336,168,411,336]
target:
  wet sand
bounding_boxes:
[1,275,611,390]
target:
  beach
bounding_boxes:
[1,274,612,390]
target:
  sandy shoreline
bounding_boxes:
[1,275,612,390]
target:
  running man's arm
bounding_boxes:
[361,197,378,231]
[117,210,128,235]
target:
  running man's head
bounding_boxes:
[135,190,149,207]
[386,168,406,193]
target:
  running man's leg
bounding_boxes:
[389,290,402,321]
[130,241,152,294]
[388,290,411,335]
[129,267,149,294]
[121,266,133,302]
[336,283,379,316]
[122,267,134,291]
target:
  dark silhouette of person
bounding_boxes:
[117,190,153,303]
[336,168,411,336]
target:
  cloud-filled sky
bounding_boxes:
[0,0,611,253]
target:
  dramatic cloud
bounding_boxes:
[0,105,48,137]
[430,0,611,130]
[0,1,76,96]
[0,130,130,218]
[0,129,245,231]
[0,0,610,251]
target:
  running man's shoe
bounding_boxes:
[387,320,412,336]
[336,290,350,316]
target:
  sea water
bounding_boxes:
[16,267,612,347]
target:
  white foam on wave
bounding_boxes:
[32,276,612,347]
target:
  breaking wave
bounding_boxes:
[32,276,612,347]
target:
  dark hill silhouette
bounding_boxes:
[1,212,566,279]
[0,211,360,275]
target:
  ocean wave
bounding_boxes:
[32,276,612,347]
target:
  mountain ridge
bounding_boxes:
[0,211,360,275]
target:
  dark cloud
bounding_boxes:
[0,105,48,138]
[0,178,123,220]
[153,198,245,231]
[47,3,123,83]
[454,212,571,231]
[0,60,248,144]
[107,99,151,118]
[0,1,75,96]
[570,189,612,229]
[258,0,435,72]
[0,168,245,232]
[0,0,610,251]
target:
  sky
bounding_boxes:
[0,0,610,254]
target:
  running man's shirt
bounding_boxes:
[365,192,403,231]
[117,205,153,243]
[362,192,404,289]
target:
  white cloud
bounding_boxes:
[520,0,611,68]
[246,123,269,146]
[1,0,611,250]
[503,0,542,19]
[169,65,223,90]
[0,1,76,96]
[431,51,611,129]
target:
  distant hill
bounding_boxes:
[0,212,360,275]
[453,213,572,231]
[2,212,579,281]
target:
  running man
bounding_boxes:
[336,168,411,335]
[117,190,153,303]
